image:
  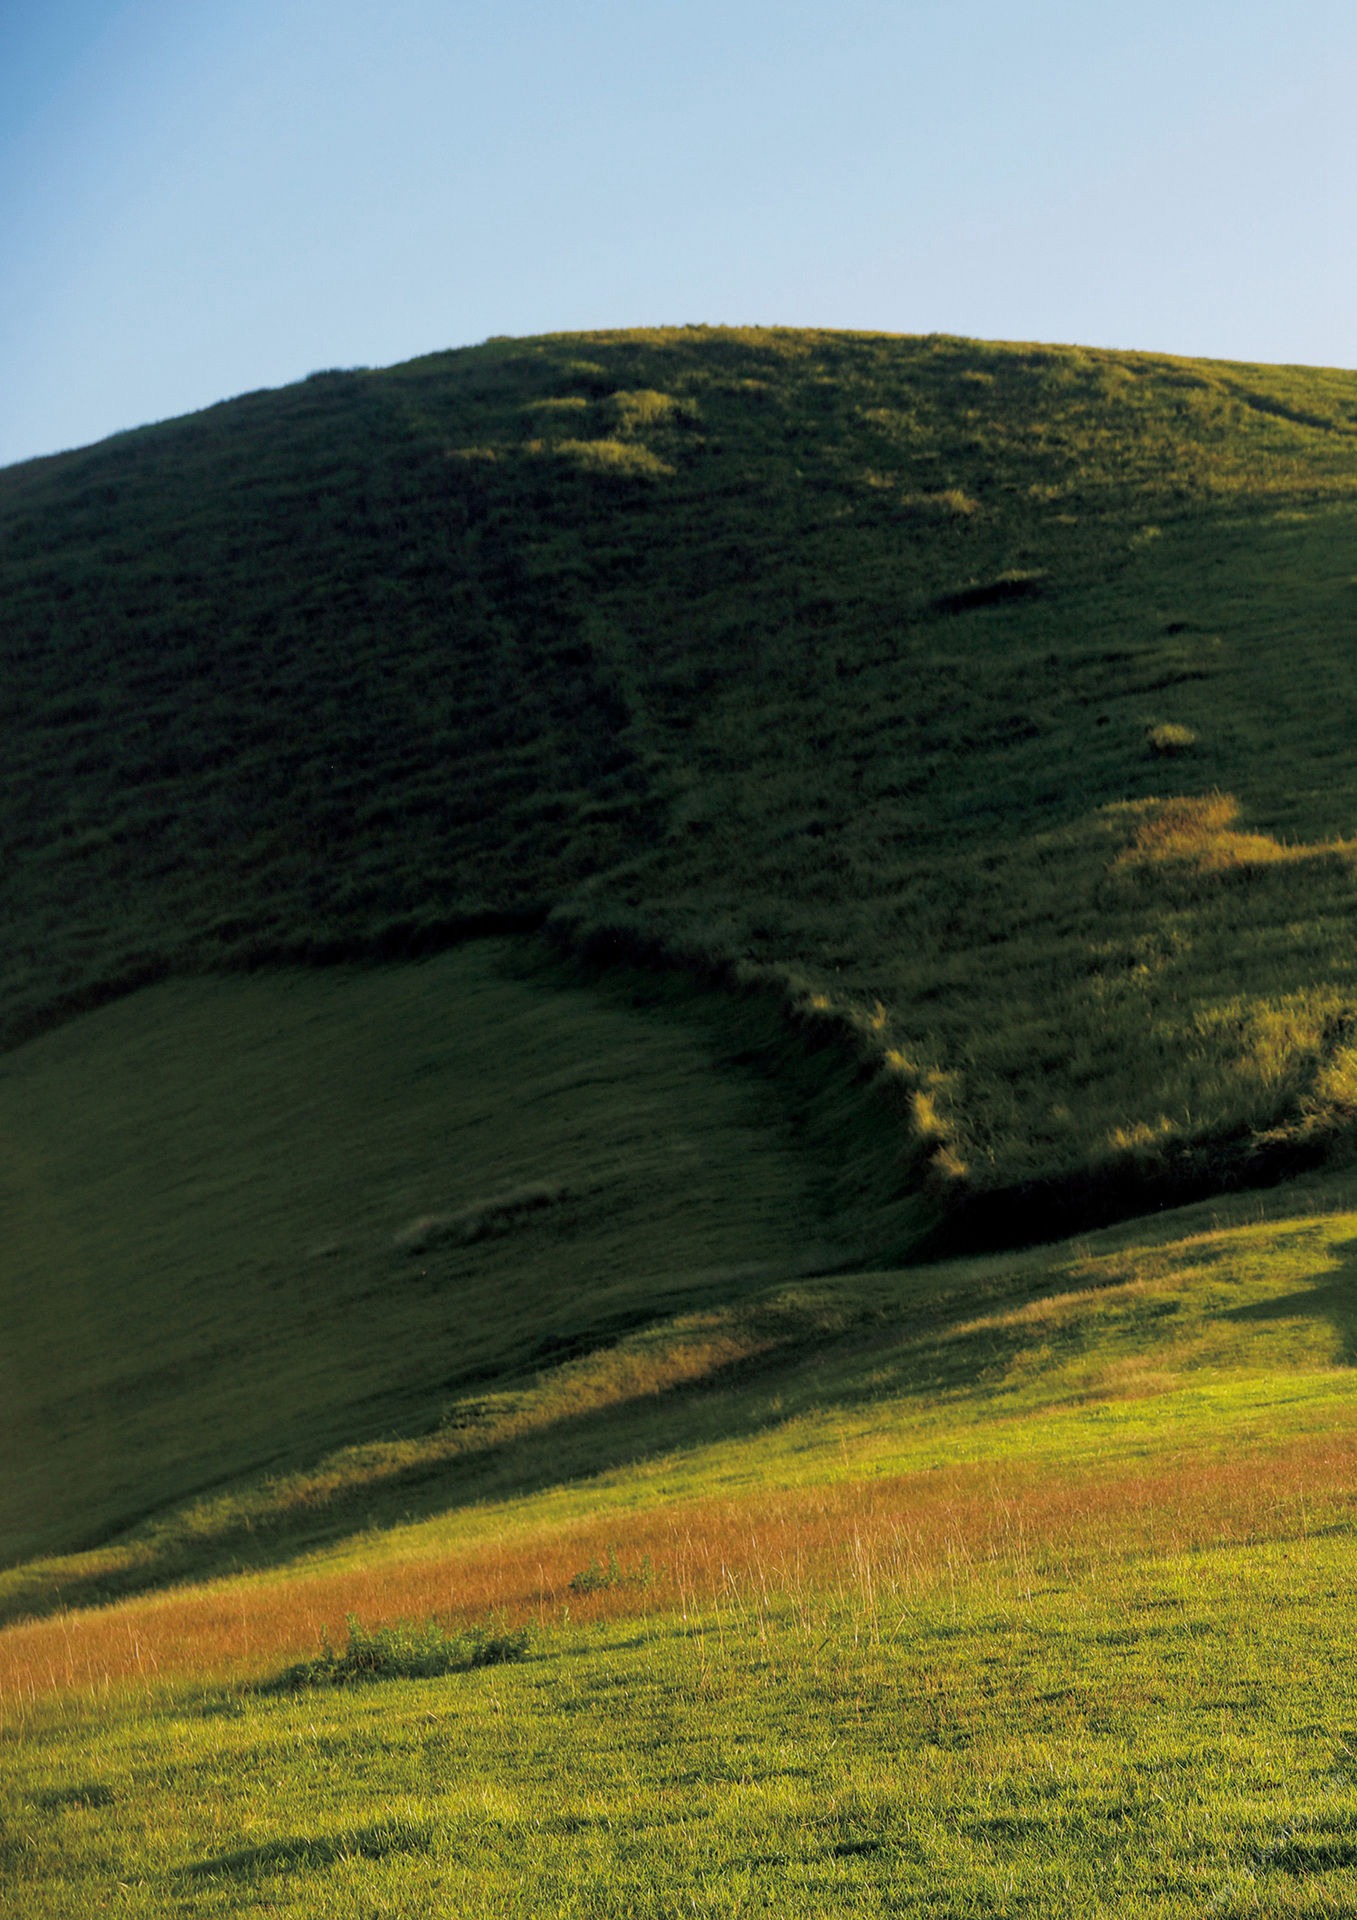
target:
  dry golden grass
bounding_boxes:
[5,1423,1353,1716]
[1113,792,1352,877]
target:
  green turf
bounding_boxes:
[5,1103,1356,1911]
[13,1547,1357,1920]
[5,1499,1356,1916]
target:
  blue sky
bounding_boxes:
[2,0,1355,468]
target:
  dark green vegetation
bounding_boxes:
[0,941,828,1578]
[269,1613,531,1690]
[7,329,1357,1234]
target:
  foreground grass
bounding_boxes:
[5,1539,1356,1917]
[3,1177,1355,1911]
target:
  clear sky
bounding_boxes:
[3,0,1355,468]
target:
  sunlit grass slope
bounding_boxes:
[4,1183,1356,1914]
[7,329,1357,1224]
[0,939,831,1578]
[9,1548,1357,1918]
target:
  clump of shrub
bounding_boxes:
[270,1612,531,1690]
[554,437,674,478]
[568,1548,654,1595]
[898,487,979,519]
[607,388,682,432]
[1146,722,1198,756]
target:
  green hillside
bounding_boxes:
[7,327,1357,1916]
[0,942,834,1581]
[5,1168,1356,1915]
[6,328,1357,1243]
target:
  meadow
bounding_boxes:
[0,941,833,1593]
[3,1170,1356,1914]
[5,329,1357,1911]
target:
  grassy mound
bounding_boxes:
[11,329,1357,1914]
[7,329,1357,1223]
[267,1612,531,1690]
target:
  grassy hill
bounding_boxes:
[7,328,1357,1240]
[6,329,1357,1915]
[5,1173,1357,1913]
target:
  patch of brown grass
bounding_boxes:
[4,1424,1354,1715]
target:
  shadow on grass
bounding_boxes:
[30,1782,115,1812]
[181,1816,434,1881]
[0,1263,1107,1621]
[13,1227,1357,1626]
[1267,1832,1357,1876]
[1224,1234,1357,1361]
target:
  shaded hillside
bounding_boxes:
[0,943,831,1573]
[6,327,1357,1223]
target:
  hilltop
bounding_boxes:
[6,326,1357,1246]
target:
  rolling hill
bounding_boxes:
[5,328,1357,1916]
[6,327,1357,1246]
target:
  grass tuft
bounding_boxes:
[568,1549,655,1595]
[1146,720,1198,754]
[268,1611,532,1690]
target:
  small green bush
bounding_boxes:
[568,1549,654,1595]
[270,1612,531,1689]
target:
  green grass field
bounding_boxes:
[6,1547,1357,1919]
[4,1169,1356,1914]
[6,329,1357,1913]
[0,939,835,1588]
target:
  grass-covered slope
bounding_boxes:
[11,330,1357,1918]
[5,1178,1356,1915]
[7,328,1357,1230]
[0,940,833,1575]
